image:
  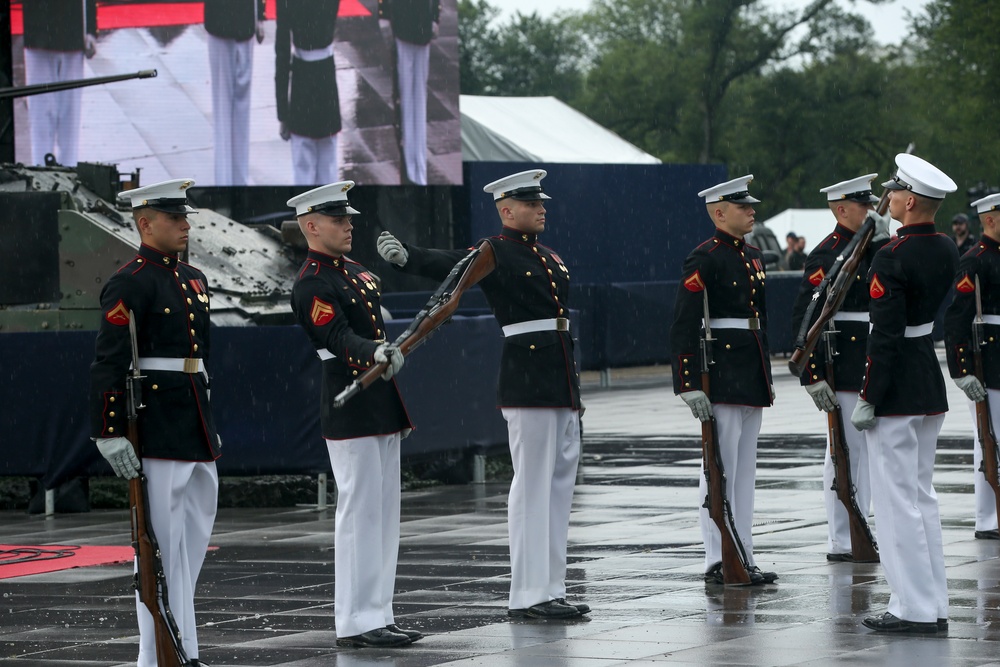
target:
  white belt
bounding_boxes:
[707,317,760,331]
[502,317,570,337]
[135,356,207,380]
[904,322,934,338]
[293,44,334,61]
[983,315,1000,326]
[317,349,336,361]
[833,311,869,322]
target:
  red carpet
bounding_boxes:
[9,0,371,35]
[0,544,134,579]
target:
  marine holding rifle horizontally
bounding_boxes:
[944,191,1000,542]
[790,174,890,563]
[669,174,777,586]
[89,179,220,667]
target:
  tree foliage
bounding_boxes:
[458,0,999,221]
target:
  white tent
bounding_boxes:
[460,95,661,164]
[761,208,903,254]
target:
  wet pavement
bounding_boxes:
[4,353,1000,666]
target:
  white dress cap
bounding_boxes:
[697,174,760,205]
[483,169,551,201]
[971,193,1000,214]
[117,178,197,213]
[286,180,361,217]
[882,154,957,200]
[819,173,879,203]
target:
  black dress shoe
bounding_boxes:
[748,566,778,584]
[386,624,423,641]
[975,529,1000,540]
[862,611,938,634]
[508,600,581,619]
[826,552,854,562]
[336,627,412,648]
[555,597,591,614]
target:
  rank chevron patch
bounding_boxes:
[956,275,976,294]
[808,267,825,286]
[870,274,885,299]
[105,299,130,326]
[310,297,335,326]
[683,270,705,292]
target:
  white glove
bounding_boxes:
[955,375,987,402]
[680,390,713,422]
[255,20,265,44]
[379,17,393,41]
[850,398,876,431]
[770,384,776,402]
[84,34,96,59]
[377,231,409,267]
[867,209,892,243]
[374,344,404,381]
[805,380,839,412]
[95,437,140,479]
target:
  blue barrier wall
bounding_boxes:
[3,317,509,487]
[462,162,728,285]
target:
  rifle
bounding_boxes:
[699,290,753,585]
[972,276,1000,521]
[822,321,879,562]
[333,242,497,408]
[0,70,157,99]
[125,314,191,667]
[789,143,915,376]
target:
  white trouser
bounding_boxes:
[967,392,1000,532]
[291,133,339,185]
[824,391,872,554]
[136,459,218,667]
[394,38,429,185]
[208,35,253,186]
[24,48,83,166]
[699,404,762,571]
[326,433,401,637]
[865,414,948,623]
[502,407,581,609]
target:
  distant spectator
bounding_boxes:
[951,213,978,256]
[785,231,806,271]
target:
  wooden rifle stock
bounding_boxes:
[701,379,752,584]
[333,243,497,408]
[972,320,1000,523]
[125,315,190,667]
[699,301,752,585]
[824,356,879,562]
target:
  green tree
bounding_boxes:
[576,0,874,164]
[458,0,585,101]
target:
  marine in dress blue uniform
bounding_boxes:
[205,0,265,185]
[275,0,342,184]
[22,0,97,166]
[90,179,219,666]
[944,192,1000,541]
[670,174,776,585]
[851,154,960,634]
[790,174,889,561]
[378,0,440,185]
[288,182,418,648]
[376,169,588,619]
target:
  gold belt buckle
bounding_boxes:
[183,358,200,374]
[748,317,760,331]
[555,317,569,332]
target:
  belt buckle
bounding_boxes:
[747,317,760,331]
[555,317,569,332]
[183,358,200,374]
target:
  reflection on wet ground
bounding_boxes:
[4,429,1000,665]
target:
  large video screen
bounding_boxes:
[9,0,461,186]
